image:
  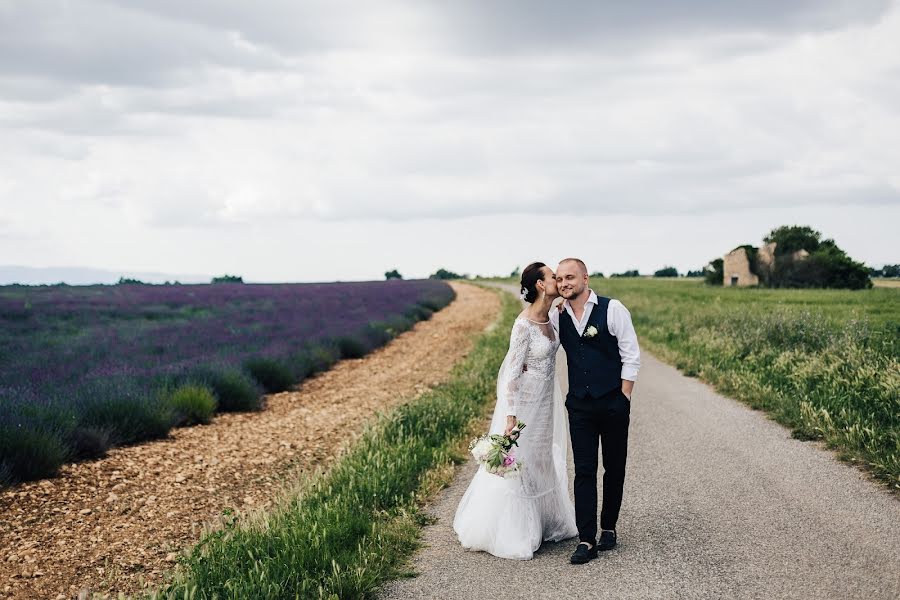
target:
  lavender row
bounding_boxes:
[0,280,456,486]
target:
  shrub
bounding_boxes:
[336,336,370,359]
[405,304,433,322]
[200,368,263,412]
[0,425,69,482]
[364,322,395,348]
[704,258,724,285]
[79,392,174,446]
[654,266,679,278]
[244,357,295,393]
[304,343,341,376]
[68,426,112,460]
[385,314,414,336]
[429,268,463,280]
[773,244,871,290]
[611,270,640,278]
[164,384,218,426]
[417,297,445,312]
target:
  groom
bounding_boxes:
[550,258,641,565]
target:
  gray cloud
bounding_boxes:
[0,1,283,87]
[429,0,893,54]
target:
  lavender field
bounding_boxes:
[0,280,455,485]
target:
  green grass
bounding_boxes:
[149,288,518,599]
[589,278,899,489]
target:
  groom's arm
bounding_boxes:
[608,300,640,399]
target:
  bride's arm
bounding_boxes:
[503,320,530,434]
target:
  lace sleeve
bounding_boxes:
[504,319,530,417]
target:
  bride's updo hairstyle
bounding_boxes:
[520,262,546,304]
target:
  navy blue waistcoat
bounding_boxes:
[558,296,622,400]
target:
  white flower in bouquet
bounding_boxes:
[470,437,493,462]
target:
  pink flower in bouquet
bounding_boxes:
[503,453,516,467]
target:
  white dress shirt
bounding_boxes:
[549,289,641,382]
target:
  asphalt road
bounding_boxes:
[381,284,900,600]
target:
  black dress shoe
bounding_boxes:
[569,542,598,564]
[598,530,617,551]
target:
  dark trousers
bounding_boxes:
[567,388,630,543]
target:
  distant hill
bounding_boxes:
[0,265,210,285]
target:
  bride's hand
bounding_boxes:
[504,415,517,436]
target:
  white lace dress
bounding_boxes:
[453,316,578,560]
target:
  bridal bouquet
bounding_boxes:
[468,420,526,478]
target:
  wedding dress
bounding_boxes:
[453,315,578,560]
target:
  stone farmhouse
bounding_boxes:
[723,242,809,287]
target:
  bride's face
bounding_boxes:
[538,267,559,299]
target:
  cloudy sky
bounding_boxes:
[1,0,898,283]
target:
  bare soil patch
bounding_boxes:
[0,282,499,600]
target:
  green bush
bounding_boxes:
[202,368,264,412]
[79,393,174,446]
[704,258,724,285]
[404,304,433,321]
[336,335,370,359]
[304,343,341,376]
[68,426,112,459]
[654,266,679,278]
[385,315,415,336]
[164,384,218,426]
[0,425,69,482]
[244,357,295,393]
[364,322,395,348]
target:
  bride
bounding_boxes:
[453,262,578,560]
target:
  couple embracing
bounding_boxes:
[453,258,641,565]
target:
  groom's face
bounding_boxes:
[556,262,588,299]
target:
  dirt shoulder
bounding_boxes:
[0,282,500,600]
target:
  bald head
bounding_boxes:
[559,257,588,275]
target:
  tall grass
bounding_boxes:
[592,279,899,488]
[149,289,518,600]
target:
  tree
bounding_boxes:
[611,270,640,278]
[704,258,723,285]
[117,277,146,285]
[384,269,403,280]
[653,266,679,278]
[589,271,605,278]
[764,225,822,256]
[773,243,871,289]
[212,275,243,284]
[686,269,705,278]
[429,268,463,280]
[510,266,520,278]
[881,264,900,278]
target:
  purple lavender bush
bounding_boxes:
[0,280,455,485]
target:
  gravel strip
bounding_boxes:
[382,283,900,600]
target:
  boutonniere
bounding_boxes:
[583,325,599,339]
